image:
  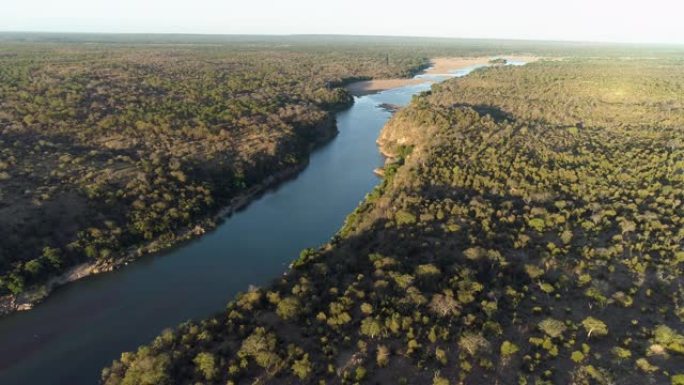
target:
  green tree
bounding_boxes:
[291,354,312,380]
[582,317,608,338]
[276,296,301,320]
[193,352,217,381]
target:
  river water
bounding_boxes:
[0,64,491,385]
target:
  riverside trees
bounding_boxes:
[0,38,430,300]
[102,58,684,384]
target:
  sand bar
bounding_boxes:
[425,55,540,74]
[345,78,429,96]
[345,56,541,96]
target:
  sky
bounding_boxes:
[1,0,683,45]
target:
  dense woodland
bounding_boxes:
[0,39,435,303]
[2,34,681,305]
[102,58,684,384]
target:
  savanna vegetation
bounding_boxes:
[102,58,684,384]
[0,37,435,307]
[10,33,619,309]
[3,33,683,310]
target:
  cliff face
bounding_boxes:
[376,98,448,160]
[376,112,422,158]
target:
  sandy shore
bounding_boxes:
[345,78,429,96]
[425,55,540,74]
[346,56,542,95]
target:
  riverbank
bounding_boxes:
[345,55,541,95]
[0,59,496,385]
[425,55,540,74]
[102,56,684,385]
[0,115,339,317]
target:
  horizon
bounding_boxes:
[3,0,684,45]
[2,31,684,48]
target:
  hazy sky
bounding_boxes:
[2,0,683,44]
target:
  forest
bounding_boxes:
[2,34,681,311]
[101,58,684,384]
[0,37,434,309]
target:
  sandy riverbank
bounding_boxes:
[425,55,540,74]
[345,78,429,96]
[345,56,542,95]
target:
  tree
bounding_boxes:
[193,352,217,381]
[500,341,519,356]
[582,317,608,338]
[276,296,301,320]
[429,294,460,317]
[360,317,384,339]
[291,354,312,380]
[239,328,282,369]
[376,345,390,367]
[538,318,567,338]
[114,348,171,385]
[24,259,43,276]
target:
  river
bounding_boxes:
[0,63,496,385]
